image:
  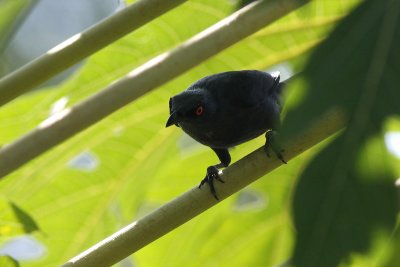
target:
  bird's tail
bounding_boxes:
[275,81,285,96]
[268,71,284,97]
[266,71,285,111]
[273,81,285,111]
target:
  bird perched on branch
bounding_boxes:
[166,70,286,200]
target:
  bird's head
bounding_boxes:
[166,89,215,128]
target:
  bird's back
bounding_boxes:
[188,70,280,109]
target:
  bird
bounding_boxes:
[166,70,286,200]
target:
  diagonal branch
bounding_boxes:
[0,0,187,106]
[0,0,310,179]
[61,108,345,267]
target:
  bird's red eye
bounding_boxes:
[195,105,204,116]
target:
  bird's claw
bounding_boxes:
[199,166,224,200]
[264,130,287,164]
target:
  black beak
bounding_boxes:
[166,111,179,128]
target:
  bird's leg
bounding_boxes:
[264,130,287,164]
[199,148,231,200]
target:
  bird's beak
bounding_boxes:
[166,111,179,128]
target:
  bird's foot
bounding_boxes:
[199,166,225,200]
[264,130,287,164]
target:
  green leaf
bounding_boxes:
[0,1,361,266]
[382,221,400,267]
[280,0,400,266]
[281,0,400,139]
[292,135,397,267]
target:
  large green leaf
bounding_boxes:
[279,0,400,266]
[0,1,361,266]
[292,135,397,267]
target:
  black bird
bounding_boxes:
[166,70,286,200]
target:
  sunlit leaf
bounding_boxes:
[0,1,362,266]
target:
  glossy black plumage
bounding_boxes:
[166,70,285,199]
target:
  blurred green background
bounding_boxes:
[1,0,399,266]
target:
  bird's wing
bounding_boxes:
[205,70,280,109]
